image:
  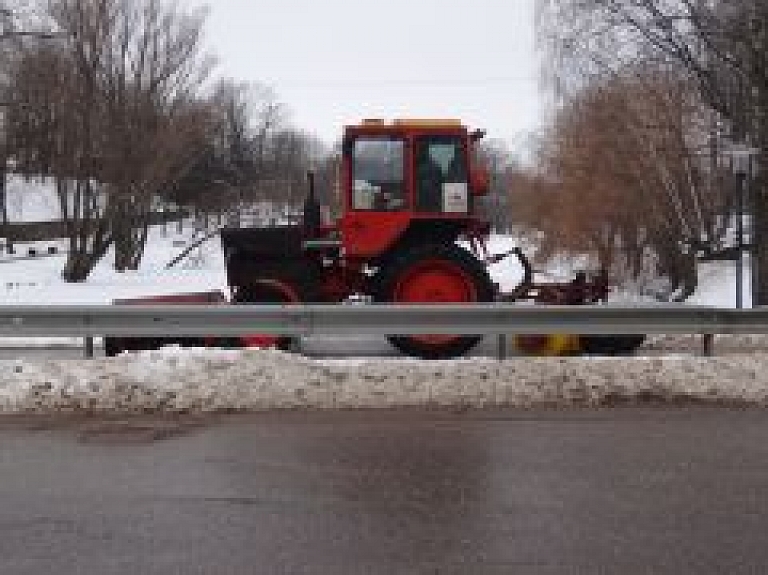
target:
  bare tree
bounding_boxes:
[265,128,324,208]
[250,83,285,179]
[5,0,214,280]
[71,0,214,271]
[520,72,731,300]
[537,0,768,301]
[476,139,516,233]
[171,82,330,224]
[7,40,115,280]
[1,0,56,250]
[168,81,306,223]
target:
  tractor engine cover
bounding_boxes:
[220,226,308,290]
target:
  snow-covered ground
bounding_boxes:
[3,175,61,223]
[0,224,228,348]
[690,255,752,308]
[1,224,229,305]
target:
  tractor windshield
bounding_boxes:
[415,136,469,213]
[351,138,405,212]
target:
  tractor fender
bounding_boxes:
[248,278,302,303]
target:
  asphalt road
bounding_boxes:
[1,408,767,574]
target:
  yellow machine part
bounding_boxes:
[514,334,583,356]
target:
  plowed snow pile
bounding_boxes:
[643,333,768,354]
[1,347,767,413]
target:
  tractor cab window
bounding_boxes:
[416,137,469,213]
[351,138,406,212]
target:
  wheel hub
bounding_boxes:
[393,258,478,346]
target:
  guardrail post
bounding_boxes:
[702,333,714,357]
[82,312,94,359]
[496,334,507,361]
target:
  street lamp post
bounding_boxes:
[736,170,746,309]
[728,145,758,309]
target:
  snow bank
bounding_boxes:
[642,333,768,354]
[2,347,767,414]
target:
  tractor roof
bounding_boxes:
[345,118,470,137]
[367,118,464,128]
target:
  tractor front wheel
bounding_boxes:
[233,277,305,351]
[375,244,494,359]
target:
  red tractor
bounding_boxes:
[219,119,643,359]
[106,119,643,358]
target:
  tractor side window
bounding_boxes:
[352,138,405,212]
[416,137,469,213]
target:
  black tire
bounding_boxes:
[374,243,494,359]
[581,334,646,355]
[105,335,208,356]
[104,337,122,357]
[232,272,310,352]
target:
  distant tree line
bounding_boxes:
[0,0,328,281]
[524,0,766,301]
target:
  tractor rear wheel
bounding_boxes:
[375,243,494,359]
[233,276,306,352]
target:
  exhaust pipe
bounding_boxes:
[302,171,321,238]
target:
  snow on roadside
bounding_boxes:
[642,333,768,354]
[2,347,767,414]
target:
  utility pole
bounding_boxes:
[737,171,745,309]
[749,153,758,307]
[729,145,758,308]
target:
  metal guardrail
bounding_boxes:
[1,303,766,359]
[1,303,766,338]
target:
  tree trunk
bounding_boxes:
[62,233,111,282]
[58,179,113,282]
[112,209,131,272]
[674,252,698,303]
[653,228,698,302]
[127,222,149,270]
[62,251,94,283]
[113,197,151,272]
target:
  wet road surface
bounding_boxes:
[1,408,768,574]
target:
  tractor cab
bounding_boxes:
[337,119,490,259]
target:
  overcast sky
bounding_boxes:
[190,0,542,153]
